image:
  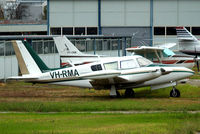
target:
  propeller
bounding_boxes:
[194,47,200,72]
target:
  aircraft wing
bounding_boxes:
[126,46,163,55]
[80,70,122,80]
[155,43,177,49]
[80,70,129,89]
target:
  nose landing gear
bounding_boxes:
[170,87,180,97]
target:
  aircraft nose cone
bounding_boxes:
[177,67,194,77]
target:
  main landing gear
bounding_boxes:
[125,88,135,97]
[110,85,121,98]
[170,87,180,97]
[110,86,135,98]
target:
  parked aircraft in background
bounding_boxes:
[9,40,194,97]
[126,46,196,69]
[53,36,105,67]
[176,27,200,56]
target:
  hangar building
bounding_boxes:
[48,0,200,45]
[0,0,200,41]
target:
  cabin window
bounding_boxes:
[91,64,102,71]
[137,57,152,67]
[104,62,118,70]
[120,60,137,69]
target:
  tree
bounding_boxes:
[43,5,47,20]
[0,6,4,20]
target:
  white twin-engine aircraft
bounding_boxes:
[9,40,194,97]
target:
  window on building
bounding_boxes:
[63,27,73,35]
[87,27,97,35]
[5,42,13,56]
[192,27,200,35]
[167,27,176,35]
[154,27,165,35]
[43,40,55,54]
[50,27,61,35]
[0,42,4,56]
[75,27,85,35]
[0,32,22,35]
[32,41,43,54]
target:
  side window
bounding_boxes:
[91,64,102,71]
[104,62,118,70]
[120,60,137,69]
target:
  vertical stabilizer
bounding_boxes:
[12,40,50,75]
[53,36,84,56]
[12,41,30,75]
[176,27,198,41]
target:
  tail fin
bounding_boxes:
[53,36,84,56]
[12,40,50,75]
[176,27,198,41]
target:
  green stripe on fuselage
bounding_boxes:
[147,64,176,67]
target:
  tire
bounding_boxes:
[170,88,180,97]
[125,88,135,97]
[116,90,121,98]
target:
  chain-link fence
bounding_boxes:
[0,37,132,81]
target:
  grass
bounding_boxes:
[0,77,199,133]
[190,66,200,79]
[0,81,199,112]
[0,112,199,134]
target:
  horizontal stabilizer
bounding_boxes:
[7,75,39,80]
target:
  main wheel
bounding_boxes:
[116,90,121,98]
[170,88,180,97]
[125,88,135,97]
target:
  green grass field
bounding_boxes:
[0,81,200,112]
[0,112,200,134]
[0,78,200,134]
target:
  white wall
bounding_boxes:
[50,0,98,27]
[101,0,150,26]
[50,0,150,27]
[0,25,47,32]
[154,0,200,26]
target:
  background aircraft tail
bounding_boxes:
[12,40,50,75]
[53,36,84,56]
[176,27,198,41]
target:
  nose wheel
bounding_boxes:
[170,87,180,97]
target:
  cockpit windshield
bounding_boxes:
[137,57,153,67]
[120,60,137,69]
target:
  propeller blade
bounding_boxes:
[197,60,200,72]
[194,47,200,72]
